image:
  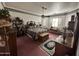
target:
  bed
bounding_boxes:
[27,27,49,42]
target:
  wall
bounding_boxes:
[41,17,49,28]
[9,10,41,25]
[0,2,3,9]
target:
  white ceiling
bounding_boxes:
[5,2,79,16]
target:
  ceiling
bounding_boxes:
[5,2,79,16]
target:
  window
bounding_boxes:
[52,18,58,27]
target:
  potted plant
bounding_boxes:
[0,9,10,19]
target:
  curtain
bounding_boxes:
[41,17,49,28]
[49,15,66,29]
[52,18,58,27]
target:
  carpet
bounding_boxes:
[17,36,48,56]
[17,33,58,56]
[40,39,56,56]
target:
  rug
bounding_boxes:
[40,39,56,56]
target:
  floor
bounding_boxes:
[17,33,58,56]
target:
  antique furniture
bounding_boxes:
[68,15,75,32]
[0,20,17,56]
[12,17,25,36]
[7,30,17,56]
[73,12,79,55]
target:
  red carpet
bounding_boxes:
[17,33,58,56]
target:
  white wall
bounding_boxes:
[0,2,3,9]
[9,11,41,25]
[41,17,49,27]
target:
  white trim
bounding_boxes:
[0,0,79,2]
[2,2,40,16]
[2,2,79,17]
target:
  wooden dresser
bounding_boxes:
[0,20,17,56]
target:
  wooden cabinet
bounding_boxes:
[7,30,17,56]
[0,20,17,56]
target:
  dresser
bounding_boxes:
[0,20,17,56]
